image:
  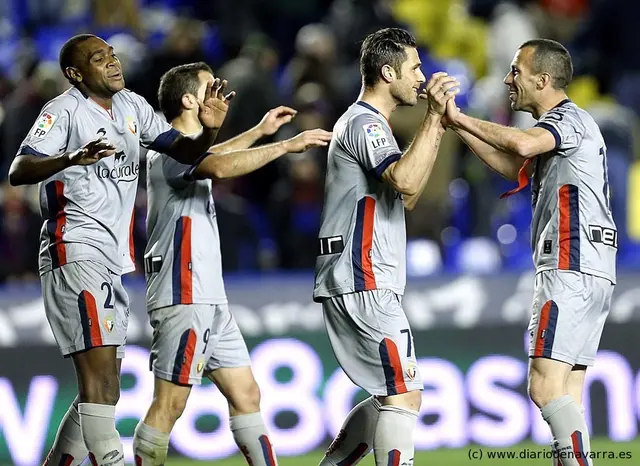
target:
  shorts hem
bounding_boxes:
[152,368,203,386]
[61,341,124,357]
[529,352,578,366]
[367,381,424,397]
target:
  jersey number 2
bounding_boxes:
[101,282,114,309]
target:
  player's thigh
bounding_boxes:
[528,270,607,371]
[148,304,215,386]
[575,275,614,367]
[41,260,125,357]
[205,304,251,373]
[322,290,422,397]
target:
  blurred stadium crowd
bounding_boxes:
[0,0,638,283]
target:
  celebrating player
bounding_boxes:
[313,28,458,466]
[133,62,332,466]
[9,34,231,466]
[444,39,616,465]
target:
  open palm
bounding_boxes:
[198,78,236,130]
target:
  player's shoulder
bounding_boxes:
[41,88,82,114]
[115,88,148,109]
[543,100,584,123]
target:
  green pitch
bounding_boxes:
[166,437,639,465]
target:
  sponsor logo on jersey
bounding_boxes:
[196,360,205,373]
[96,159,140,183]
[588,224,618,248]
[126,116,137,135]
[406,363,417,380]
[32,112,57,138]
[363,122,391,150]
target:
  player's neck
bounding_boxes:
[172,113,202,136]
[358,87,395,121]
[532,92,570,120]
[77,85,114,110]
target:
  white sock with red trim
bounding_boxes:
[541,395,591,466]
[230,412,278,466]
[373,405,417,466]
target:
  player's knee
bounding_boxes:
[154,390,189,424]
[228,379,261,415]
[528,373,563,408]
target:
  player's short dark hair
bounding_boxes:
[59,34,97,83]
[158,62,213,121]
[519,39,573,90]
[360,28,417,88]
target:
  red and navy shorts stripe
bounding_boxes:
[379,337,408,395]
[172,328,196,385]
[172,216,193,305]
[44,180,67,268]
[533,300,559,358]
[78,290,102,349]
[558,184,580,271]
[352,197,377,292]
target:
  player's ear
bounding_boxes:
[181,93,197,110]
[537,72,551,90]
[65,67,82,84]
[381,64,395,84]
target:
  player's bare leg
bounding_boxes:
[209,366,278,466]
[134,378,189,465]
[72,346,124,466]
[372,389,421,466]
[529,358,591,466]
[43,359,123,466]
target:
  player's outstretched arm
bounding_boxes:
[192,129,332,180]
[380,72,457,210]
[445,99,556,160]
[165,78,236,164]
[208,106,297,154]
[9,139,117,186]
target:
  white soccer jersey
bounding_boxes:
[313,101,406,301]
[18,86,179,275]
[531,99,617,283]
[145,150,227,311]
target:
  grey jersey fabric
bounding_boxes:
[145,150,226,311]
[313,101,406,301]
[18,87,179,275]
[531,99,617,283]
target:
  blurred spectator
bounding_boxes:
[127,16,207,108]
[272,82,331,269]
[0,61,67,181]
[0,182,40,283]
[93,0,142,37]
[571,0,640,118]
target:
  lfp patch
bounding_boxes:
[32,112,57,138]
[363,122,390,150]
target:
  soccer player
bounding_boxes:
[444,39,616,465]
[133,62,332,466]
[8,34,232,466]
[313,28,458,466]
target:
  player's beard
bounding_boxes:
[392,85,418,107]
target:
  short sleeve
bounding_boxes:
[17,98,72,157]
[349,114,402,180]
[535,104,585,154]
[162,152,210,189]
[128,91,180,152]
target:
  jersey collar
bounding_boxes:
[356,100,391,125]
